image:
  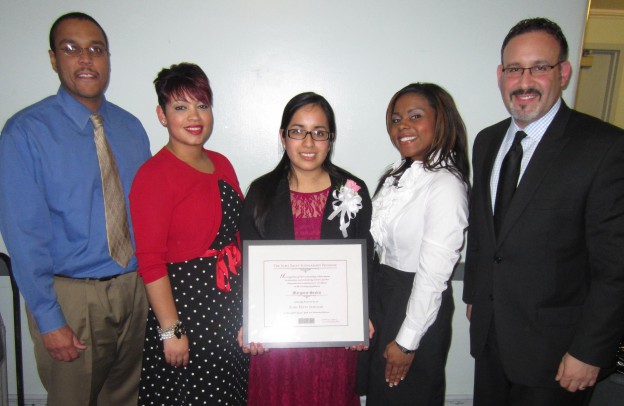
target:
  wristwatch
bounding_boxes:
[395,341,416,354]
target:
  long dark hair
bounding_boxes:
[251,92,352,237]
[375,83,470,195]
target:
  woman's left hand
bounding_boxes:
[383,340,415,387]
[163,335,190,368]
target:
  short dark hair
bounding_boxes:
[154,63,213,109]
[49,12,108,52]
[501,17,569,63]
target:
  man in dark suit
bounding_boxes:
[463,17,624,406]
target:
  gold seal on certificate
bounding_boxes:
[243,240,369,348]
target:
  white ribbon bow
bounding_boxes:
[328,183,362,238]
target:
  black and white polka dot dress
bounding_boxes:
[138,180,249,405]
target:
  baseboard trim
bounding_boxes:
[15,394,473,406]
[445,395,473,405]
[8,395,47,406]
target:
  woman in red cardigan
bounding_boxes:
[130,63,248,405]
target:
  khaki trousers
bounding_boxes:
[27,272,147,406]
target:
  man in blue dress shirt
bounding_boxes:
[0,12,151,405]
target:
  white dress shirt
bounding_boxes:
[371,160,468,350]
[489,99,561,208]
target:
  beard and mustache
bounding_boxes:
[507,88,543,123]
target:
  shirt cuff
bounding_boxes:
[33,304,67,335]
[395,323,424,351]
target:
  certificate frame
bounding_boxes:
[243,239,368,348]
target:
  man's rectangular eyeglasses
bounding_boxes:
[59,44,109,58]
[286,129,334,141]
[502,61,563,77]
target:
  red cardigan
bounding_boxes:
[130,148,242,283]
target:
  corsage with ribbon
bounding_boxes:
[328,179,362,237]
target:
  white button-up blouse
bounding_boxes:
[371,159,469,350]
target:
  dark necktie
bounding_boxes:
[494,130,527,236]
[91,114,134,268]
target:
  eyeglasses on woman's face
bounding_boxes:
[286,129,333,141]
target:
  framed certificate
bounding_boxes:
[243,239,369,348]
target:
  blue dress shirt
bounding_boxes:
[0,87,151,333]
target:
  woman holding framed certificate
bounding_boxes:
[364,83,470,405]
[240,92,374,405]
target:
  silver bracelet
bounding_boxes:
[157,320,186,340]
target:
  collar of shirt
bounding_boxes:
[490,99,562,209]
[57,86,110,131]
[509,97,561,142]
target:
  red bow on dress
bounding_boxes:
[202,243,240,292]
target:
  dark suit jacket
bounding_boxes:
[463,101,624,387]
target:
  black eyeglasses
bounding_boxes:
[59,43,109,58]
[286,129,333,141]
[502,61,563,77]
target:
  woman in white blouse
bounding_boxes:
[364,83,470,405]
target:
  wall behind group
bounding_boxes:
[0,0,588,400]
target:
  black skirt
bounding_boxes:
[362,264,454,406]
